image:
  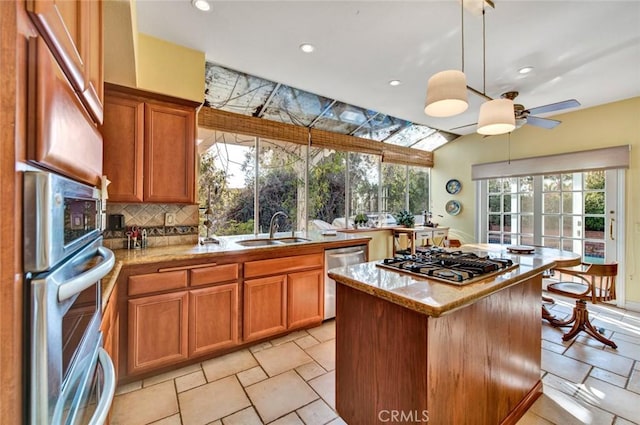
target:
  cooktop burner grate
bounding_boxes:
[377,248,517,285]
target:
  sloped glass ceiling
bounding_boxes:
[204,62,458,152]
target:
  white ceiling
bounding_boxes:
[136,0,640,136]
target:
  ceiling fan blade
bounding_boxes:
[527,99,580,115]
[525,115,561,129]
[449,122,477,131]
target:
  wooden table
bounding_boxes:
[392,226,449,255]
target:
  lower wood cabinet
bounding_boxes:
[288,269,323,329]
[189,284,239,357]
[244,275,287,342]
[128,291,189,375]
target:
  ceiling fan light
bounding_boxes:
[477,99,516,135]
[424,70,469,117]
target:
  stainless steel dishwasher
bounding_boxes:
[324,245,367,319]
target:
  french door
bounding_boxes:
[480,170,621,264]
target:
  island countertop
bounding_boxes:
[328,244,580,317]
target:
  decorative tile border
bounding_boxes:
[104,226,198,240]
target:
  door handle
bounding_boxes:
[88,348,116,425]
[609,218,615,241]
[58,246,115,302]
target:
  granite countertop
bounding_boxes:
[327,244,580,318]
[101,230,372,312]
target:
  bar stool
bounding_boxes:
[546,262,617,349]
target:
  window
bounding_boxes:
[481,171,614,263]
[199,131,431,233]
[487,177,534,245]
[257,139,307,233]
[308,148,346,226]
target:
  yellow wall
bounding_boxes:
[136,33,205,103]
[432,97,640,304]
[103,0,138,87]
[103,1,205,103]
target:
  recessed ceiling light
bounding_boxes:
[299,43,315,53]
[518,66,534,75]
[192,0,211,12]
[389,80,401,86]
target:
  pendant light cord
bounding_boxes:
[482,7,486,95]
[461,0,465,73]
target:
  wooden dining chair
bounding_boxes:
[546,262,618,349]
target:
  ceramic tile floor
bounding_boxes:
[110,291,640,425]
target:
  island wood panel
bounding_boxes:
[335,274,542,425]
[189,283,239,357]
[336,284,428,425]
[426,274,542,425]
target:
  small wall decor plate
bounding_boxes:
[446,179,462,195]
[507,245,536,254]
[445,200,462,216]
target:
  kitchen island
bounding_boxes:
[328,245,574,425]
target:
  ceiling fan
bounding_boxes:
[450,91,581,132]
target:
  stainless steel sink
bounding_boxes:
[236,237,310,247]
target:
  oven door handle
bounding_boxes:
[88,348,116,425]
[58,246,115,302]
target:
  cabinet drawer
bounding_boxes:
[433,229,448,238]
[245,253,323,279]
[190,264,239,287]
[128,270,188,296]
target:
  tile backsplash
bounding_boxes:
[103,203,200,249]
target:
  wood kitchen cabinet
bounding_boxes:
[27,0,104,124]
[244,253,324,341]
[100,284,119,383]
[128,291,189,375]
[287,269,323,329]
[102,85,198,203]
[125,263,239,376]
[244,275,287,342]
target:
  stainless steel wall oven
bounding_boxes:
[24,170,116,425]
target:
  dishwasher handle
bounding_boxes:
[326,250,366,260]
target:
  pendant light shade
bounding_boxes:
[424,70,469,117]
[477,99,516,135]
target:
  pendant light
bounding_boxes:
[476,7,515,135]
[424,2,468,117]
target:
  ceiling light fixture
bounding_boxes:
[476,7,515,135]
[389,80,401,86]
[299,43,315,53]
[518,66,534,74]
[424,2,468,117]
[191,0,211,12]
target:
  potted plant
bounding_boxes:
[396,210,415,228]
[354,213,369,228]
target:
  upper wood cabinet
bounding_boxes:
[27,0,104,124]
[102,85,199,204]
[29,38,103,186]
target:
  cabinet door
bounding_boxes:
[128,292,189,375]
[244,275,287,342]
[189,284,239,357]
[27,0,104,123]
[102,93,144,202]
[144,103,195,203]
[100,284,119,383]
[30,38,103,186]
[288,269,324,329]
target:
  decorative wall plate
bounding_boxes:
[446,179,462,195]
[445,200,462,216]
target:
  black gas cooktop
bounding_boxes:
[376,247,517,285]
